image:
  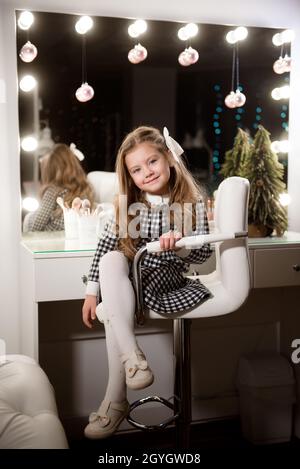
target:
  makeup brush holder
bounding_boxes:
[64,209,79,240]
[78,214,98,247]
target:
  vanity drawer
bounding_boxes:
[35,255,93,302]
[254,248,300,288]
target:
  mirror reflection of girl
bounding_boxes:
[23,143,94,232]
[82,126,213,439]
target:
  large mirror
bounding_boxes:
[17,11,289,214]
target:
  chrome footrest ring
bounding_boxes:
[126,395,179,431]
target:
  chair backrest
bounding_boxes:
[87,171,119,204]
[214,176,251,309]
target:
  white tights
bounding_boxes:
[98,251,139,403]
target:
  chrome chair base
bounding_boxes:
[126,318,192,448]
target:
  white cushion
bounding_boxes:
[0,354,68,449]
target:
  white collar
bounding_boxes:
[144,192,170,205]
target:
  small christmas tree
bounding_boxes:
[242,125,288,237]
[220,127,251,178]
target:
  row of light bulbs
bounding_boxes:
[18,11,291,155]
[18,11,294,102]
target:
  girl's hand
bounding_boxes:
[159,230,182,251]
[82,295,97,328]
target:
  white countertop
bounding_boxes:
[21,230,300,258]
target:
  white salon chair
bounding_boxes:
[128,176,251,447]
[0,355,68,449]
[87,171,118,204]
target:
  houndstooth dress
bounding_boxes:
[25,186,66,232]
[88,198,213,315]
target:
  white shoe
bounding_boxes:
[84,399,129,440]
[122,349,154,390]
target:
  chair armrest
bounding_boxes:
[146,231,248,253]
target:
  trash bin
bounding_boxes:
[236,352,295,444]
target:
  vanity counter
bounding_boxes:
[20,230,300,360]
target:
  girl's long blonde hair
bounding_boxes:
[115,126,206,259]
[41,143,95,212]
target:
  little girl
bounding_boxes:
[82,126,212,439]
[24,143,94,232]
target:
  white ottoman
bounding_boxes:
[0,355,68,449]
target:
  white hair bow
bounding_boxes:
[70,143,85,161]
[163,127,184,163]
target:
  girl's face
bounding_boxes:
[125,142,171,195]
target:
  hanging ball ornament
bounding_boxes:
[178,50,191,66]
[224,91,236,108]
[19,41,38,63]
[273,57,286,74]
[128,44,148,64]
[75,82,94,102]
[134,43,147,62]
[128,48,140,64]
[283,54,292,72]
[234,89,246,107]
[186,46,199,65]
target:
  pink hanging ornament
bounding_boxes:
[273,57,286,74]
[128,48,140,64]
[186,46,199,65]
[19,41,38,63]
[128,44,148,64]
[234,89,246,107]
[224,91,236,109]
[283,54,292,72]
[75,82,94,102]
[134,43,148,62]
[178,50,191,67]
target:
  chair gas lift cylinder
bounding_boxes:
[127,176,251,448]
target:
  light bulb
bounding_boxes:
[178,27,190,41]
[18,11,34,30]
[134,20,147,34]
[271,141,281,153]
[19,75,37,92]
[272,33,283,46]
[281,29,295,43]
[271,87,281,100]
[21,136,38,152]
[128,23,139,38]
[22,197,39,212]
[279,140,290,153]
[279,193,291,207]
[235,26,248,40]
[75,16,93,34]
[185,23,198,38]
[226,31,237,44]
